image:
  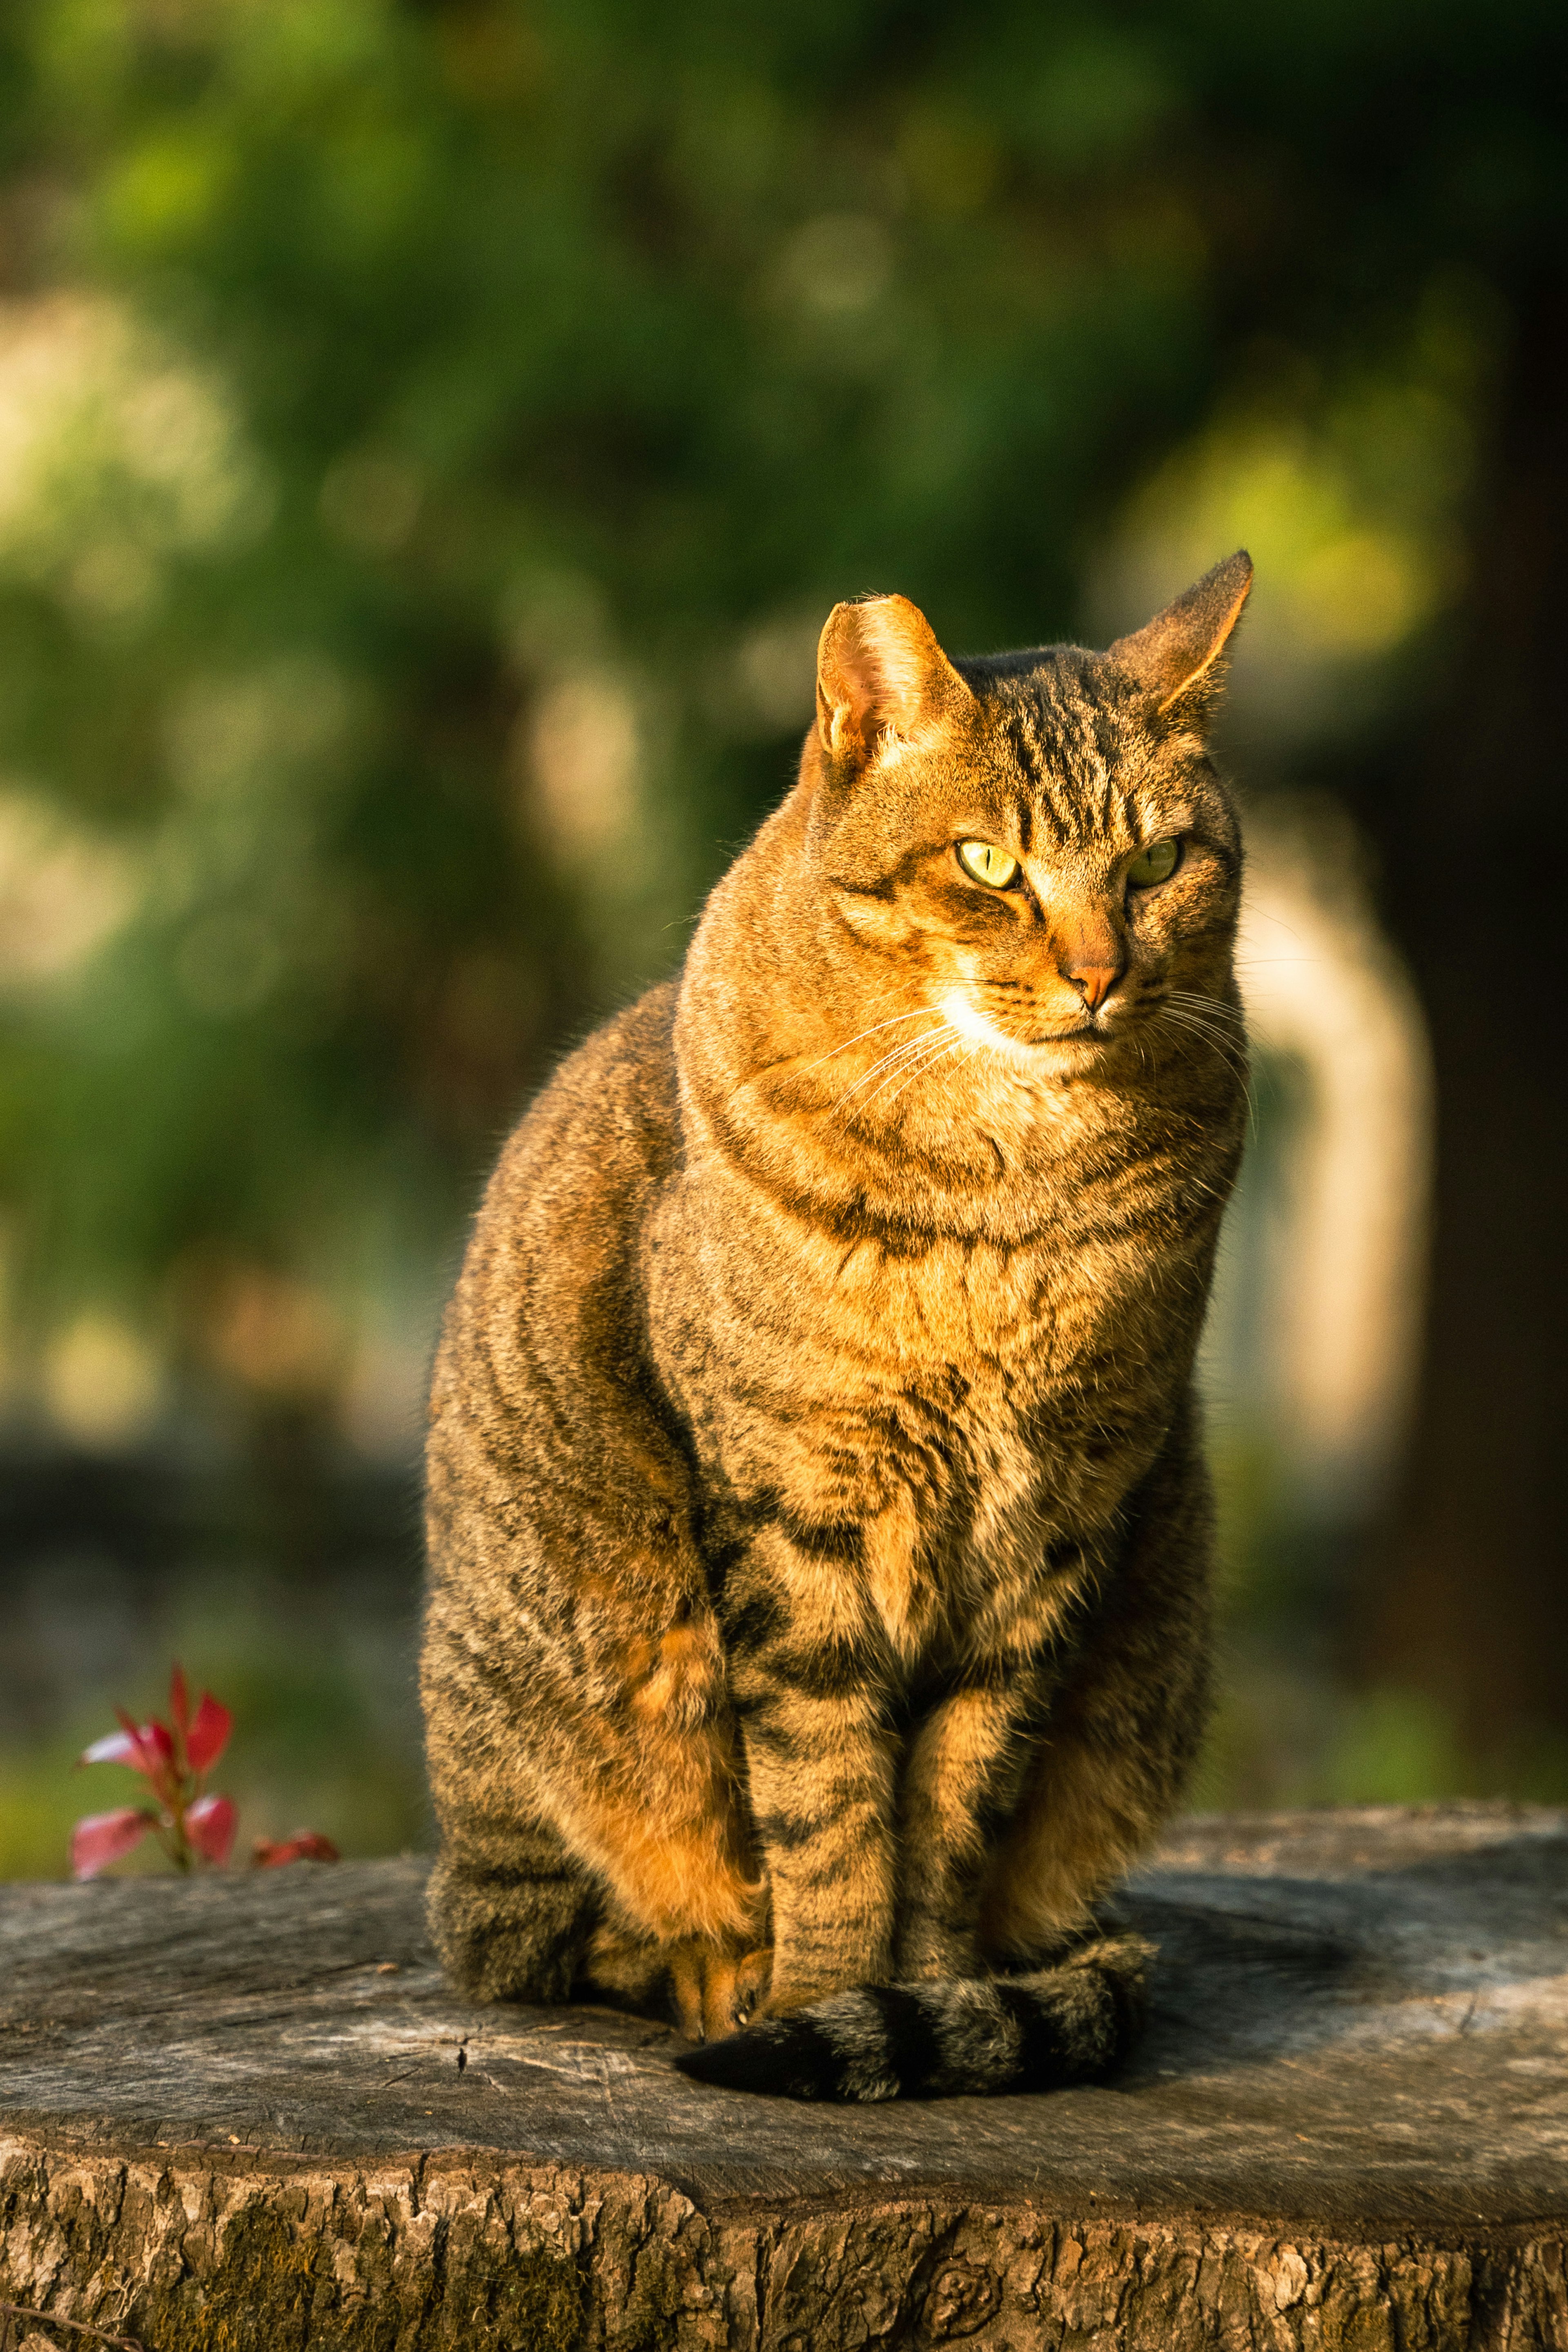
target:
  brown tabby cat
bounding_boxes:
[421,552,1252,2100]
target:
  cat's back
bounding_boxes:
[427,981,682,1491]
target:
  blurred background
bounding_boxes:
[1,0,1563,1873]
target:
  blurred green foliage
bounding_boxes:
[0,0,1562,1859]
[0,0,1558,1355]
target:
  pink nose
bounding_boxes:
[1066,962,1119,1012]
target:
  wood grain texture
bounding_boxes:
[2,1804,1566,2349]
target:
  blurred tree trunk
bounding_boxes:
[1361,268,1568,1766]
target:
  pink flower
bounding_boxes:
[81,1712,175,1791]
[71,1807,158,1880]
[73,1663,342,1880]
[186,1792,237,1866]
[252,1831,341,1867]
[169,1661,232,1774]
[72,1662,240,1877]
[185,1692,232,1772]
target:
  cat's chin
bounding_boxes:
[936,988,1119,1077]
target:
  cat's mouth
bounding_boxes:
[1021,1014,1103,1043]
[938,987,1119,1061]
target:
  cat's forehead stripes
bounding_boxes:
[972,658,1144,853]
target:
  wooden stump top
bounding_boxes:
[3,1804,1566,2350]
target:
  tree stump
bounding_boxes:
[2,1804,1565,2350]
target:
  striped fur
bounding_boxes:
[421,557,1252,2098]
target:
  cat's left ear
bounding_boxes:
[816,595,973,769]
[1109,550,1253,725]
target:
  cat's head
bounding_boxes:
[797,553,1252,1083]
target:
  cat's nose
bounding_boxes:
[1066,961,1120,1012]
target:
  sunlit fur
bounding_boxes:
[422,556,1252,2100]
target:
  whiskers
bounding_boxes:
[833,1016,965,1117]
[880,1027,987,1114]
[1154,989,1254,1125]
[792,1004,932,1080]
[781,992,982,1127]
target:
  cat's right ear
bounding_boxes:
[1109,551,1253,724]
[816,595,973,771]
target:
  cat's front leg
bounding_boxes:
[890,1543,1091,1978]
[893,1669,1056,1980]
[739,1682,898,2010]
[978,1413,1214,1964]
[722,1530,898,2009]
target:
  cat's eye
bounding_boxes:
[956,840,1021,890]
[1127,838,1181,889]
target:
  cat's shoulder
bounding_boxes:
[436,982,687,1428]
[486,980,681,1219]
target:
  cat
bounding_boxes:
[420,551,1252,2101]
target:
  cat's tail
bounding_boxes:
[671,1932,1151,2102]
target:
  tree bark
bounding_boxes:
[2,1810,1565,2350]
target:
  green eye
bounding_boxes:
[1127,838,1181,888]
[956,840,1021,890]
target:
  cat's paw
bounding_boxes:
[730,1944,774,2027]
[669,1942,774,2040]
